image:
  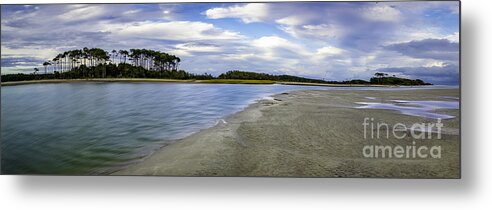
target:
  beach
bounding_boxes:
[1,78,398,87]
[113,88,460,178]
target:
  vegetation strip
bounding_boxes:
[1,47,432,86]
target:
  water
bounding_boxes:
[355,99,459,119]
[0,83,458,174]
[1,82,337,174]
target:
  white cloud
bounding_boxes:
[303,24,343,38]
[280,23,344,40]
[389,26,459,45]
[251,36,307,60]
[252,36,300,49]
[1,46,58,61]
[315,46,345,57]
[57,5,105,21]
[275,14,344,40]
[111,21,244,41]
[362,5,402,22]
[123,9,141,15]
[175,43,222,53]
[444,32,459,43]
[170,43,224,56]
[205,3,269,23]
[424,60,447,68]
[276,16,304,26]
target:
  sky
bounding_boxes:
[1,2,460,84]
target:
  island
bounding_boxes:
[1,48,431,87]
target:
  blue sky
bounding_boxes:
[1,2,459,84]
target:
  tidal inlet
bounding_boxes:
[1,2,460,178]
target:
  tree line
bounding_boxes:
[217,71,431,85]
[40,48,181,74]
[2,48,214,82]
[370,72,431,86]
[0,47,431,86]
[217,70,329,83]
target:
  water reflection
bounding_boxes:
[355,99,459,119]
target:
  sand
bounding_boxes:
[2,78,404,87]
[113,88,460,178]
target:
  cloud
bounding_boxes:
[278,22,345,40]
[205,3,269,23]
[444,32,459,43]
[1,56,44,68]
[384,38,459,60]
[175,43,222,53]
[251,36,306,59]
[1,3,460,85]
[111,21,244,41]
[315,46,345,57]
[361,5,402,22]
[57,5,105,22]
[1,46,59,61]
[170,42,225,56]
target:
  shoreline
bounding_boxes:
[1,78,433,87]
[113,88,460,178]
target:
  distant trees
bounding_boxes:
[1,50,431,86]
[30,48,182,74]
[374,72,387,78]
[111,50,118,64]
[1,48,214,82]
[374,72,388,84]
[40,48,112,72]
[218,70,328,83]
[370,72,430,85]
[126,48,180,71]
[42,61,51,74]
[118,50,129,64]
[218,70,431,86]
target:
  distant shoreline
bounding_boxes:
[0,78,431,87]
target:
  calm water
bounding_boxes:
[1,82,335,174]
[355,100,459,119]
[1,83,458,174]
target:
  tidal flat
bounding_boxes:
[114,88,460,178]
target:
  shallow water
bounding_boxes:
[1,83,457,174]
[355,99,459,119]
[1,83,335,174]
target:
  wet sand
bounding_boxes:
[114,88,460,178]
[2,78,403,87]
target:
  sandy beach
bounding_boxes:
[113,88,460,178]
[1,78,401,87]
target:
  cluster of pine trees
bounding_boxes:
[2,48,214,82]
[41,48,181,74]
